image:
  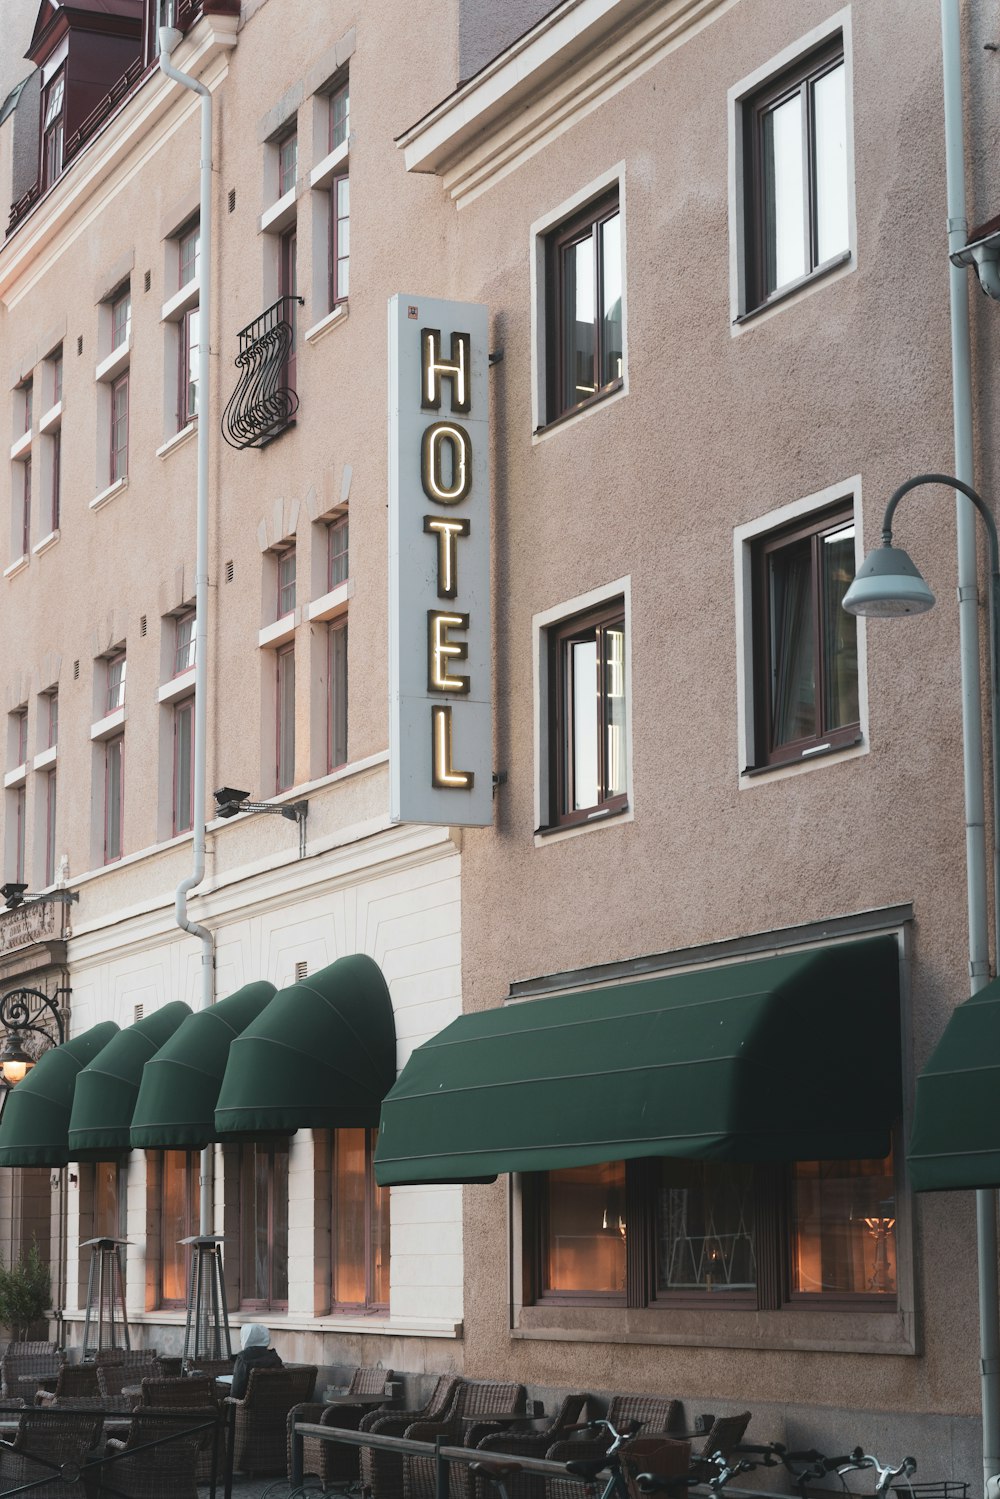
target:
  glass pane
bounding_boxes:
[821,523,859,730]
[562,235,595,410]
[329,624,348,769]
[763,92,806,294]
[790,1154,896,1296]
[335,176,350,300]
[15,789,25,882]
[45,772,56,886]
[276,648,295,791]
[175,701,193,833]
[370,1130,390,1306]
[161,1151,190,1303]
[328,518,349,587]
[94,1160,120,1239]
[655,1159,756,1295]
[331,83,349,149]
[543,1161,626,1294]
[278,551,296,615]
[186,309,199,419]
[241,1145,270,1302]
[48,693,58,748]
[813,63,848,265]
[272,1148,289,1303]
[768,537,815,747]
[175,615,196,675]
[333,1128,367,1305]
[603,625,627,797]
[600,213,623,387]
[105,738,122,861]
[569,638,598,810]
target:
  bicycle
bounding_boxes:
[564,1417,742,1498]
[729,1441,917,1498]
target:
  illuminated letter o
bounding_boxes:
[421,422,472,505]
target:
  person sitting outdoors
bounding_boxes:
[231,1323,283,1399]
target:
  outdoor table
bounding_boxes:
[323,1391,390,1406]
[17,1374,57,1395]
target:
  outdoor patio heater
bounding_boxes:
[81,1236,130,1358]
[181,1235,232,1367]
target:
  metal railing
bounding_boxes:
[221,296,304,449]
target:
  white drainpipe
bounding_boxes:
[159,20,215,1239]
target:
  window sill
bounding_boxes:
[307,579,351,622]
[534,799,630,845]
[310,138,349,190]
[38,401,62,434]
[9,430,31,461]
[90,706,126,741]
[32,529,59,557]
[260,185,298,235]
[161,277,199,322]
[156,423,197,460]
[89,476,128,512]
[735,250,853,328]
[157,667,196,705]
[33,745,57,771]
[259,611,297,648]
[533,378,624,442]
[304,302,349,345]
[3,763,27,790]
[95,339,131,383]
[740,732,865,786]
[3,554,29,580]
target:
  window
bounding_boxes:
[111,289,131,352]
[45,691,58,750]
[329,76,349,151]
[750,502,859,768]
[93,1159,128,1241]
[523,1149,896,1309]
[104,735,124,863]
[173,698,194,835]
[159,1150,197,1306]
[330,174,350,306]
[239,1142,289,1309]
[50,429,61,531]
[13,709,27,768]
[328,620,348,771]
[178,308,199,429]
[110,372,129,483]
[279,228,298,392]
[20,455,31,557]
[277,130,298,198]
[743,38,848,312]
[13,786,25,884]
[106,654,127,714]
[277,548,296,617]
[276,643,295,792]
[22,379,32,435]
[328,515,348,590]
[546,190,622,423]
[41,72,64,190]
[44,770,57,886]
[178,222,200,288]
[52,349,62,406]
[547,600,627,828]
[331,1128,389,1312]
[174,612,196,676]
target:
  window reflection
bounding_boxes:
[790,1154,896,1296]
[655,1159,756,1296]
[543,1161,626,1294]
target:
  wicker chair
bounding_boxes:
[619,1436,692,1499]
[139,1378,220,1480]
[1,1344,65,1400]
[689,1412,751,1482]
[226,1363,317,1476]
[185,1356,234,1378]
[543,1394,681,1499]
[404,1381,527,1499]
[97,1356,163,1399]
[36,1363,101,1405]
[101,1408,214,1499]
[472,1394,591,1499]
[359,1373,461,1499]
[0,1407,104,1499]
[289,1366,394,1488]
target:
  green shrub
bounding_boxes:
[0,1242,50,1340]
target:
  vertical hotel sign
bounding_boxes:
[389,295,492,827]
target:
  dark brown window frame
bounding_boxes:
[544,188,622,426]
[743,37,846,315]
[330,1127,389,1315]
[750,500,860,771]
[157,1148,197,1309]
[238,1138,289,1312]
[523,1150,900,1314]
[545,598,628,831]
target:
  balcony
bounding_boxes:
[222,297,304,450]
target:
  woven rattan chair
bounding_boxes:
[359,1373,461,1499]
[185,1356,234,1378]
[97,1356,163,1399]
[0,1407,104,1499]
[1,1344,65,1400]
[139,1378,219,1480]
[472,1394,591,1499]
[226,1363,317,1476]
[288,1366,394,1488]
[404,1381,527,1499]
[689,1412,751,1481]
[544,1394,681,1499]
[36,1363,101,1405]
[101,1408,214,1499]
[619,1436,692,1499]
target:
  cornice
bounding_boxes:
[399,0,736,208]
[0,14,238,308]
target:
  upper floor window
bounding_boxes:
[329,76,349,151]
[547,599,627,828]
[750,502,859,769]
[51,348,63,407]
[277,547,296,617]
[743,38,848,312]
[328,515,348,590]
[111,288,132,352]
[178,222,200,289]
[106,652,127,714]
[41,72,65,191]
[278,130,298,199]
[174,611,196,676]
[546,189,622,424]
[21,379,32,435]
[11,709,27,770]
[45,691,58,750]
[110,372,129,483]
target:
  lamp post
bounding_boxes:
[843,471,1000,1490]
[0,986,67,1086]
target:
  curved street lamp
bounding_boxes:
[0,987,67,1086]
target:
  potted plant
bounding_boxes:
[0,1242,51,1341]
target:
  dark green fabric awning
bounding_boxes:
[0,1021,120,1168]
[129,981,276,1150]
[214,955,396,1135]
[908,978,1000,1191]
[374,936,900,1187]
[67,1001,192,1159]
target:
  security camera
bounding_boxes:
[213,787,249,820]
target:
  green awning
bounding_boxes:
[214,955,396,1135]
[374,936,900,1187]
[67,1002,192,1159]
[908,978,1000,1191]
[129,981,276,1150]
[0,1021,120,1168]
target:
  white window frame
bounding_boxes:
[532,574,633,845]
[733,474,869,788]
[727,7,856,331]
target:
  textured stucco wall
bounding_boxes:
[458,0,561,82]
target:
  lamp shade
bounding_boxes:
[842,543,936,617]
[0,1034,33,1084]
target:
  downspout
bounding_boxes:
[159,22,215,1239]
[940,4,1000,1492]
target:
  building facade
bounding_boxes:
[0,0,997,1480]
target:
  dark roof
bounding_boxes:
[29,0,142,64]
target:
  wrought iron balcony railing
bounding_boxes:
[222,296,303,449]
